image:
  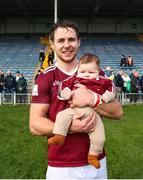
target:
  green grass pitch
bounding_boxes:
[0,105,143,179]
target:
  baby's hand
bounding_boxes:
[101,90,115,103]
[60,87,72,100]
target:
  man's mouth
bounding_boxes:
[62,50,73,55]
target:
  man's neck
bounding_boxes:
[56,59,79,73]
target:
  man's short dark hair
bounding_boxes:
[49,19,79,41]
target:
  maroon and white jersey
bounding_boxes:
[31,63,105,167]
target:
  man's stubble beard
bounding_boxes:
[58,54,77,64]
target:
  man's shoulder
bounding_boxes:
[37,64,58,81]
[43,64,57,74]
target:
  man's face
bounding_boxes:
[50,27,80,63]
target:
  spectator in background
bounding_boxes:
[35,69,42,80]
[15,71,20,93]
[140,74,143,100]
[39,49,45,68]
[140,74,143,93]
[130,70,139,103]
[127,55,133,69]
[16,73,27,103]
[48,49,54,66]
[15,71,20,82]
[115,70,124,93]
[104,66,115,81]
[4,70,16,93]
[0,70,5,93]
[104,66,112,77]
[120,55,127,68]
[122,72,131,94]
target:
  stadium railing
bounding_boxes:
[0,92,31,105]
[0,92,143,105]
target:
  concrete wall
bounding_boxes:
[0,18,143,34]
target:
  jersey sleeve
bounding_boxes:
[31,73,52,104]
[101,79,116,103]
[105,79,115,93]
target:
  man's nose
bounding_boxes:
[64,40,70,47]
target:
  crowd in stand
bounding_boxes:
[120,54,134,69]
[0,69,27,103]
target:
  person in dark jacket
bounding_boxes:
[0,70,5,93]
[115,70,124,93]
[16,73,27,103]
[120,55,127,67]
[39,49,45,68]
[130,70,139,103]
[4,70,16,93]
[140,74,143,100]
[48,49,54,66]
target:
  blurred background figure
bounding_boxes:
[35,69,42,80]
[48,49,54,66]
[15,71,21,93]
[39,49,45,68]
[120,55,127,68]
[127,55,134,69]
[115,70,124,93]
[122,72,131,94]
[130,70,140,103]
[4,70,16,93]
[0,70,5,93]
[104,66,115,81]
[16,73,27,103]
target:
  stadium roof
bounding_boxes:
[0,0,143,19]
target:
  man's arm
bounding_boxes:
[29,103,96,136]
[29,103,54,136]
[93,99,123,119]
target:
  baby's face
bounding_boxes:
[77,62,99,79]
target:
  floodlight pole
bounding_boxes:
[54,0,58,23]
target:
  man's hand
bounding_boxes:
[69,84,94,108]
[69,112,96,133]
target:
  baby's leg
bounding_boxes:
[74,107,104,169]
[88,113,105,169]
[48,108,76,145]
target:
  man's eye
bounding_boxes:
[69,38,76,42]
[58,39,64,43]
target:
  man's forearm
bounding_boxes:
[93,99,123,119]
[29,117,54,137]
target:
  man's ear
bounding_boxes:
[49,40,54,49]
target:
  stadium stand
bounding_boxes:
[0,36,42,90]
[1,35,143,91]
[78,36,143,74]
